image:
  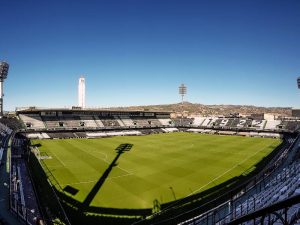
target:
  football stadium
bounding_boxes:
[1,89,300,225]
[2,1,300,225]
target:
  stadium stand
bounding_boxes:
[74,132,88,138]
[230,118,240,128]
[250,120,266,129]
[277,120,300,131]
[42,116,60,129]
[224,118,235,128]
[158,118,172,126]
[47,132,76,139]
[120,116,135,126]
[93,115,105,127]
[113,116,125,127]
[58,115,81,128]
[172,118,194,126]
[79,116,98,128]
[202,117,220,127]
[265,119,282,130]
[131,118,149,127]
[192,117,206,126]
[228,161,300,222]
[19,114,46,129]
[237,119,252,128]
[100,117,121,127]
[9,135,43,225]
[148,118,162,126]
[16,109,300,132]
[201,118,212,127]
[285,121,300,131]
[212,118,227,127]
[0,117,22,131]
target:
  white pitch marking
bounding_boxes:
[188,139,278,196]
[154,139,279,218]
[76,146,133,174]
[52,152,66,167]
[116,165,132,174]
[62,172,134,186]
[46,165,65,169]
[108,173,134,180]
[62,180,98,186]
[76,147,110,164]
[87,149,108,160]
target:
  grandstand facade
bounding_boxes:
[17,108,171,130]
[15,108,300,138]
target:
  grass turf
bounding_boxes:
[31,133,281,209]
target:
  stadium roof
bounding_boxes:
[15,107,171,114]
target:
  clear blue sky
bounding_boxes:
[1,0,300,110]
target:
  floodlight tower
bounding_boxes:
[179,83,187,118]
[0,62,9,117]
[297,77,300,90]
[78,76,85,108]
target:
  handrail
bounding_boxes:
[228,194,300,225]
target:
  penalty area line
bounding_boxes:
[52,152,66,167]
[61,173,134,186]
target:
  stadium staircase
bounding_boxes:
[93,115,104,127]
[192,117,206,126]
[114,116,125,127]
[120,115,134,127]
[94,116,104,127]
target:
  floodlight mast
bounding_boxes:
[179,84,187,120]
[0,62,9,117]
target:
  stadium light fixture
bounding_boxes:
[0,62,9,117]
[179,84,187,118]
[179,83,187,102]
[297,77,300,89]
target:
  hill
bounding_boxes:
[107,102,292,117]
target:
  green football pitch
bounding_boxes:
[32,133,281,209]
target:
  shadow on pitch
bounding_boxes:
[63,185,79,196]
[54,143,152,224]
[81,143,133,208]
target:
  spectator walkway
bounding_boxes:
[0,134,22,225]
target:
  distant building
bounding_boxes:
[264,113,275,120]
[78,76,85,108]
[250,113,264,120]
[292,109,300,117]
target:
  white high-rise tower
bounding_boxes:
[78,76,85,108]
